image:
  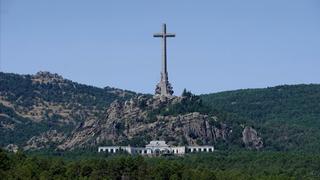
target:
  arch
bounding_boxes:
[154,149,161,156]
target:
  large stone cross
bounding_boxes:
[153,23,175,96]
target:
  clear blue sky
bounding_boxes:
[1,0,319,95]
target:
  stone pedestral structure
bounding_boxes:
[154,24,175,97]
[155,74,174,96]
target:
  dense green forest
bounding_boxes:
[201,84,320,152]
[1,149,320,179]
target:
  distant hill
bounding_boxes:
[0,71,135,148]
[1,71,319,153]
[0,72,261,151]
[201,84,320,152]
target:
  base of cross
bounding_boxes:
[155,80,174,97]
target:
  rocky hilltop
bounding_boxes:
[58,96,227,150]
[0,71,135,150]
[25,94,263,151]
[0,72,264,151]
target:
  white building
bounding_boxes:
[98,140,214,156]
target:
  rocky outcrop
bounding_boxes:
[57,95,233,150]
[242,127,263,150]
[32,71,66,84]
[24,130,66,150]
[5,144,19,153]
[9,93,264,151]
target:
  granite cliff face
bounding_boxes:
[56,95,264,150]
[58,95,234,150]
[242,127,263,150]
[24,130,65,150]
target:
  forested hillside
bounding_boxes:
[201,84,320,152]
[1,72,320,179]
[0,72,135,148]
[1,71,320,153]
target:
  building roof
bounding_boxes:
[145,140,169,148]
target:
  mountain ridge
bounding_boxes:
[1,71,319,152]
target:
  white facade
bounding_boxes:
[187,146,214,153]
[98,141,214,156]
[171,146,186,155]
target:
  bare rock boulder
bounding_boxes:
[242,127,263,150]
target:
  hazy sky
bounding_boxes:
[1,0,319,95]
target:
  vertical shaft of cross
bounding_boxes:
[154,23,175,96]
[162,24,167,80]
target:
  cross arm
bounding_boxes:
[153,33,163,37]
[165,33,175,37]
[153,33,176,38]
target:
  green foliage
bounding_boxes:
[147,89,209,118]
[0,104,53,146]
[2,72,320,154]
[201,84,320,152]
[0,72,135,147]
[0,72,134,108]
[119,135,151,147]
[1,149,320,179]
